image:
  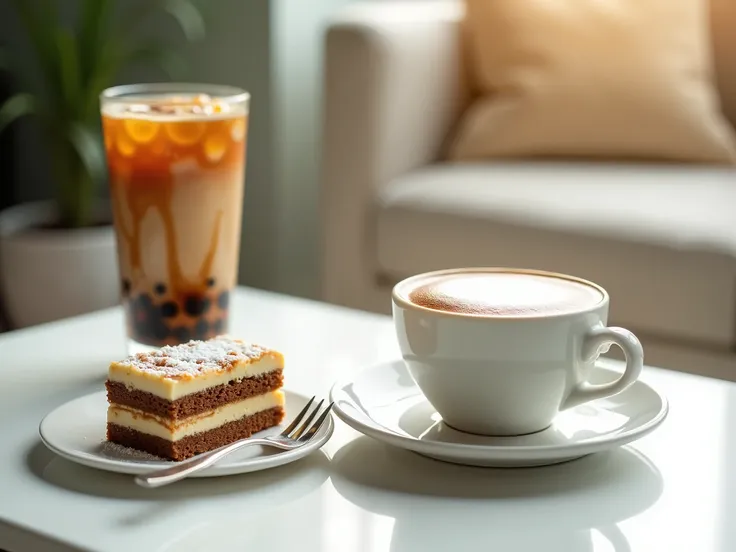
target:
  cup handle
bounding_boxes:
[562,326,644,410]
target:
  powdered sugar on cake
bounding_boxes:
[114,335,279,378]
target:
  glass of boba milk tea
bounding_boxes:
[100,84,248,353]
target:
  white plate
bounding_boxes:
[330,360,668,467]
[39,389,334,477]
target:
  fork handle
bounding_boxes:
[134,437,273,488]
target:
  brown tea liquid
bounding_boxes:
[101,89,248,349]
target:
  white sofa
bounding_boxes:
[320,1,736,381]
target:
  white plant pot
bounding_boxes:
[0,201,121,329]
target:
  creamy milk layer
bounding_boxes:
[107,390,285,441]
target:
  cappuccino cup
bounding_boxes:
[391,268,643,436]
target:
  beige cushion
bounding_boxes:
[711,0,736,127]
[449,0,736,164]
[375,163,736,346]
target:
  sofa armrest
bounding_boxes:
[323,1,466,183]
[320,1,465,307]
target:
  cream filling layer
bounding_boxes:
[107,390,285,441]
[108,357,283,401]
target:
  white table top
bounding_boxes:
[0,287,734,552]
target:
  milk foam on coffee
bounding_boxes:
[406,272,603,316]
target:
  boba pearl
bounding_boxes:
[194,319,209,339]
[160,301,178,318]
[172,326,191,343]
[184,295,211,317]
[132,301,148,325]
[135,308,169,341]
[133,293,154,314]
[154,282,167,295]
[149,319,170,340]
[217,291,229,310]
[129,293,172,343]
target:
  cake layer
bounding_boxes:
[107,407,285,461]
[107,336,284,401]
[107,390,285,441]
[106,369,283,419]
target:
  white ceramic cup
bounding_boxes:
[391,268,644,436]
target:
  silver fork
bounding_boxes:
[134,397,333,488]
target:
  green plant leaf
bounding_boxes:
[0,93,34,134]
[56,29,81,114]
[164,0,206,42]
[79,39,126,124]
[10,0,60,103]
[78,0,112,88]
[81,62,117,124]
[67,122,106,189]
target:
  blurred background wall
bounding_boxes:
[272,0,354,299]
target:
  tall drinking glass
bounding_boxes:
[100,84,249,353]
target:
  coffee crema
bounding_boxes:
[405,271,603,316]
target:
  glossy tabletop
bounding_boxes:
[0,287,733,552]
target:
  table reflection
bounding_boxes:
[330,437,662,552]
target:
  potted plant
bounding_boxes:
[0,0,205,329]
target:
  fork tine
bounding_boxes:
[298,402,334,442]
[280,396,315,436]
[290,399,324,440]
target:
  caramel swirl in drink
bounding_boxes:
[101,85,248,348]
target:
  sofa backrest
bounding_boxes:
[712,0,736,128]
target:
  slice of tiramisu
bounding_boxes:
[105,336,286,461]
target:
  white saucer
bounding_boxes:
[39,389,334,477]
[330,359,668,467]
